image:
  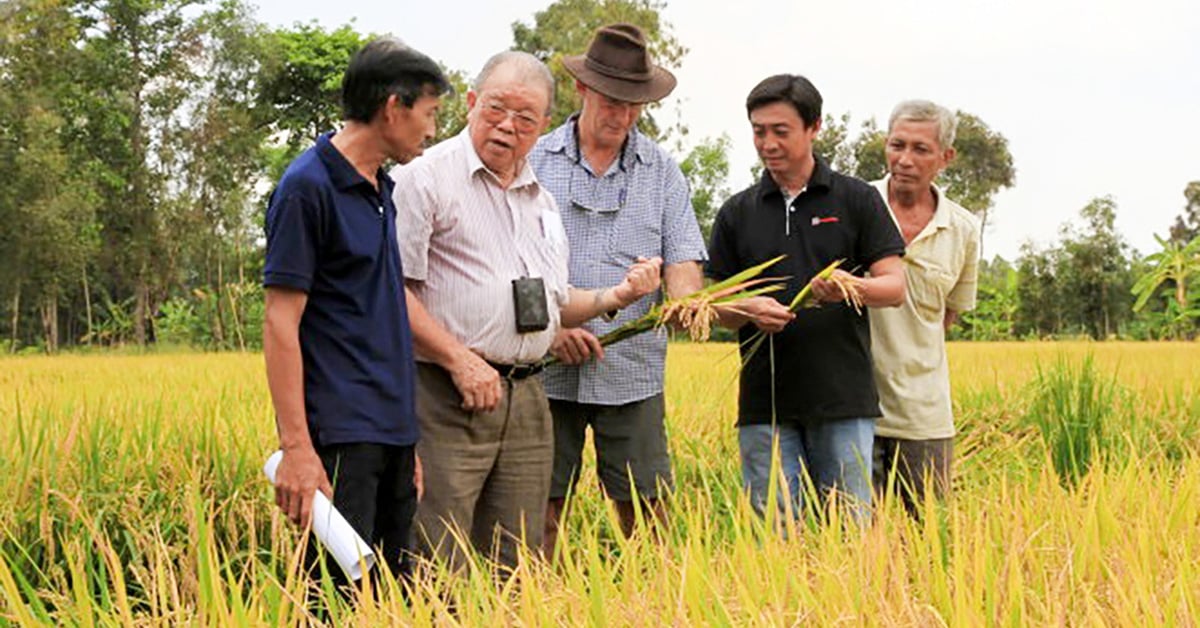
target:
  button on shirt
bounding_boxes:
[529,117,708,405]
[391,131,569,365]
[263,132,419,448]
[869,176,980,440]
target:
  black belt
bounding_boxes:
[486,360,544,380]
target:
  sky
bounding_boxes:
[252,0,1200,260]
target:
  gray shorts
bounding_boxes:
[549,394,673,501]
[873,435,953,516]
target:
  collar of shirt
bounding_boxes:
[756,155,833,205]
[315,132,393,195]
[874,175,954,239]
[456,129,542,191]
[539,114,657,175]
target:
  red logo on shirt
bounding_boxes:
[811,215,840,226]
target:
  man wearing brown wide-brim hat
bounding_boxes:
[532,23,772,556]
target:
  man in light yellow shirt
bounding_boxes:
[869,100,980,515]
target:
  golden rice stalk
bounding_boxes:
[541,256,789,365]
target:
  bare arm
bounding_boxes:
[663,261,704,299]
[560,256,663,327]
[944,309,960,331]
[263,287,332,527]
[811,255,906,308]
[405,282,502,412]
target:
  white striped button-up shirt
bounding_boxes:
[391,131,570,365]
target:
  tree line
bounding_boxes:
[1,0,1196,353]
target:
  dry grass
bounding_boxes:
[1,342,1198,624]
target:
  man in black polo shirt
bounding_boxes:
[708,74,906,523]
[263,38,450,583]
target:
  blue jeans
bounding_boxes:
[738,418,874,524]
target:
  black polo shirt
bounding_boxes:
[706,157,904,425]
[263,133,419,448]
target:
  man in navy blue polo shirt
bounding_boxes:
[708,74,907,524]
[263,38,450,582]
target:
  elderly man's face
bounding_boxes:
[383,91,441,165]
[467,68,549,178]
[885,119,955,196]
[577,84,643,151]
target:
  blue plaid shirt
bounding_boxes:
[529,116,708,405]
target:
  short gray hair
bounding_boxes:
[888,100,957,149]
[474,51,555,116]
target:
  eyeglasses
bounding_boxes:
[479,101,541,135]
[568,166,629,214]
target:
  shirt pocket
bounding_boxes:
[605,209,662,268]
[905,259,956,324]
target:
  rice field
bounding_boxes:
[1,342,1198,625]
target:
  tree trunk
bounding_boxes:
[978,206,990,260]
[213,250,226,347]
[82,267,94,346]
[40,292,58,353]
[134,275,149,346]
[9,283,20,353]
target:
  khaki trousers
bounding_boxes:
[414,363,553,571]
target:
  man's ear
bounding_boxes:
[379,93,401,124]
[942,146,957,167]
[466,90,478,111]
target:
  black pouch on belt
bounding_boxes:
[512,276,549,333]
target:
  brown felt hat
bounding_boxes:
[562,23,677,104]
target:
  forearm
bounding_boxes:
[715,309,752,330]
[264,312,311,451]
[859,272,906,308]
[944,309,960,330]
[561,286,627,328]
[664,261,704,300]
[405,284,474,368]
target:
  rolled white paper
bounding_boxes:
[263,450,376,581]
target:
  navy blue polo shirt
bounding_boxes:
[263,133,418,448]
[707,157,905,425]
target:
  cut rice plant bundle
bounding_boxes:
[741,259,860,362]
[784,258,861,314]
[542,256,789,366]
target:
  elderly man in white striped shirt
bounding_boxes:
[391,50,662,572]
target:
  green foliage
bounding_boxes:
[1025,355,1118,488]
[511,0,686,138]
[940,112,1016,234]
[1168,181,1200,245]
[257,22,370,177]
[678,134,731,241]
[953,257,1018,340]
[1131,233,1200,339]
[435,67,471,141]
[1057,197,1135,339]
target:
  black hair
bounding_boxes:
[341,38,452,123]
[745,74,823,128]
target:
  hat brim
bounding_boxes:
[562,54,677,104]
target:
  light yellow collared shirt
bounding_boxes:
[869,176,980,440]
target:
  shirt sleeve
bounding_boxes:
[705,198,740,281]
[391,164,435,282]
[946,215,981,312]
[661,162,709,265]
[856,184,906,269]
[263,191,321,292]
